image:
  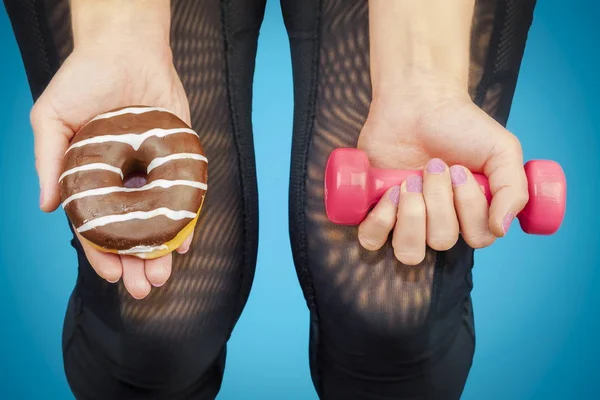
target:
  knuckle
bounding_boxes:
[400,201,425,219]
[369,211,395,230]
[423,190,453,208]
[427,218,460,251]
[427,234,459,251]
[500,133,523,155]
[358,223,387,251]
[29,104,43,127]
[358,214,394,250]
[454,185,487,205]
[427,225,459,251]
[516,189,530,209]
[508,135,523,152]
[392,235,426,265]
[393,249,425,266]
[147,267,169,283]
[358,233,384,251]
[424,184,452,199]
[463,231,496,249]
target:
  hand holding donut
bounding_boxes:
[30,3,193,299]
[356,87,528,265]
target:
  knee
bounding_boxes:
[324,268,438,348]
[318,297,470,387]
[64,331,225,398]
[119,331,225,387]
[346,298,439,358]
[64,302,228,394]
[321,281,464,364]
[317,243,474,361]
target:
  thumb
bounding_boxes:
[483,135,529,237]
[30,103,73,212]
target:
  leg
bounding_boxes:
[282,0,536,398]
[4,0,265,398]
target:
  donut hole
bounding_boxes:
[124,173,148,189]
[122,160,149,189]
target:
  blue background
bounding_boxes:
[1,1,598,399]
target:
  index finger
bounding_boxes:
[484,139,529,237]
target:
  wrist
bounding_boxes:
[371,69,470,104]
[370,66,474,115]
[368,0,474,99]
[71,0,171,50]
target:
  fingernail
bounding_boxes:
[502,212,515,235]
[176,246,189,255]
[152,282,165,288]
[450,165,467,186]
[406,175,423,193]
[388,186,400,205]
[39,188,44,207]
[426,158,446,174]
[177,235,194,254]
[107,277,119,284]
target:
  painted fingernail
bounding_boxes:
[389,186,400,205]
[502,212,515,235]
[426,158,446,174]
[406,175,423,193]
[450,165,467,186]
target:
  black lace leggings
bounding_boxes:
[4,0,536,398]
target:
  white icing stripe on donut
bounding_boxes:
[59,163,124,183]
[146,153,208,173]
[62,179,207,208]
[90,107,172,122]
[117,244,169,255]
[77,208,197,233]
[65,128,198,153]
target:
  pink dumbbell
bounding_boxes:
[324,148,566,235]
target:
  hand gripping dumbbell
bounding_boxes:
[324,148,567,235]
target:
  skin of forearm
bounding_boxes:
[368,0,475,97]
[71,0,171,48]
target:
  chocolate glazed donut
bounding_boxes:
[59,106,208,259]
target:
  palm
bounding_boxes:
[43,47,190,133]
[357,96,508,174]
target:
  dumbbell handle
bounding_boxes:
[369,168,492,205]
